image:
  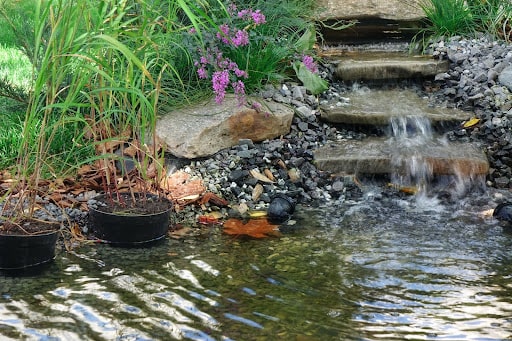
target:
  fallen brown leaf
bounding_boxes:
[223,218,281,239]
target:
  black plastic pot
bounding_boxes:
[88,193,172,245]
[0,230,59,270]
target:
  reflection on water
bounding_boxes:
[1,194,512,340]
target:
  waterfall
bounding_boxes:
[387,115,485,202]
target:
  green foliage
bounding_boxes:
[467,0,512,41]
[177,0,322,95]
[419,0,476,38]
[418,0,512,41]
[0,0,36,50]
[292,62,328,95]
[0,45,31,103]
[232,0,320,91]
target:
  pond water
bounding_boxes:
[1,189,512,340]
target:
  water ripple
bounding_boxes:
[1,202,512,340]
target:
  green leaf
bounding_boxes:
[294,26,316,52]
[293,62,328,95]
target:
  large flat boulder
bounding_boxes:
[313,137,489,176]
[156,96,294,159]
[320,89,471,125]
[316,0,424,21]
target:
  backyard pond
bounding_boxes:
[1,190,512,340]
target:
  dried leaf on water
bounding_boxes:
[169,226,193,239]
[480,208,495,218]
[463,117,480,128]
[199,192,229,206]
[249,210,267,218]
[198,215,222,225]
[223,218,281,238]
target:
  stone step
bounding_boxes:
[320,88,471,126]
[332,52,449,81]
[315,0,424,44]
[313,137,489,176]
[316,0,424,22]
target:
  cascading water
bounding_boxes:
[386,114,486,205]
[388,115,434,194]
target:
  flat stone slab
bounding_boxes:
[314,137,489,176]
[320,89,472,125]
[316,0,424,21]
[335,54,449,81]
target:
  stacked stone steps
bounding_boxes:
[313,49,490,178]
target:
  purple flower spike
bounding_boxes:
[251,10,266,25]
[212,70,230,104]
[232,29,249,47]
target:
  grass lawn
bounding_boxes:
[0,45,31,169]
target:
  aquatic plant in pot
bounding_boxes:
[78,0,181,245]
[86,138,174,245]
[0,0,90,269]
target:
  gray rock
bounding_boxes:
[498,65,512,91]
[449,52,468,64]
[295,105,313,118]
[292,86,304,102]
[273,93,292,104]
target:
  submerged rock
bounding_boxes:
[493,202,512,224]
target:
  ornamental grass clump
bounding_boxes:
[0,0,211,221]
[417,0,512,42]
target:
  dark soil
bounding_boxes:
[92,192,173,215]
[0,219,60,236]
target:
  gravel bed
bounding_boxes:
[427,35,512,189]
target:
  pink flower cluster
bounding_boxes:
[193,3,266,104]
[302,54,318,74]
[195,47,248,104]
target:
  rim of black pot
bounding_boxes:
[0,227,61,238]
[88,205,173,217]
[88,193,173,217]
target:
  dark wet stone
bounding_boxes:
[493,202,512,223]
[228,169,249,183]
[267,194,296,224]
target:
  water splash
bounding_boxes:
[388,115,433,194]
[387,115,484,205]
